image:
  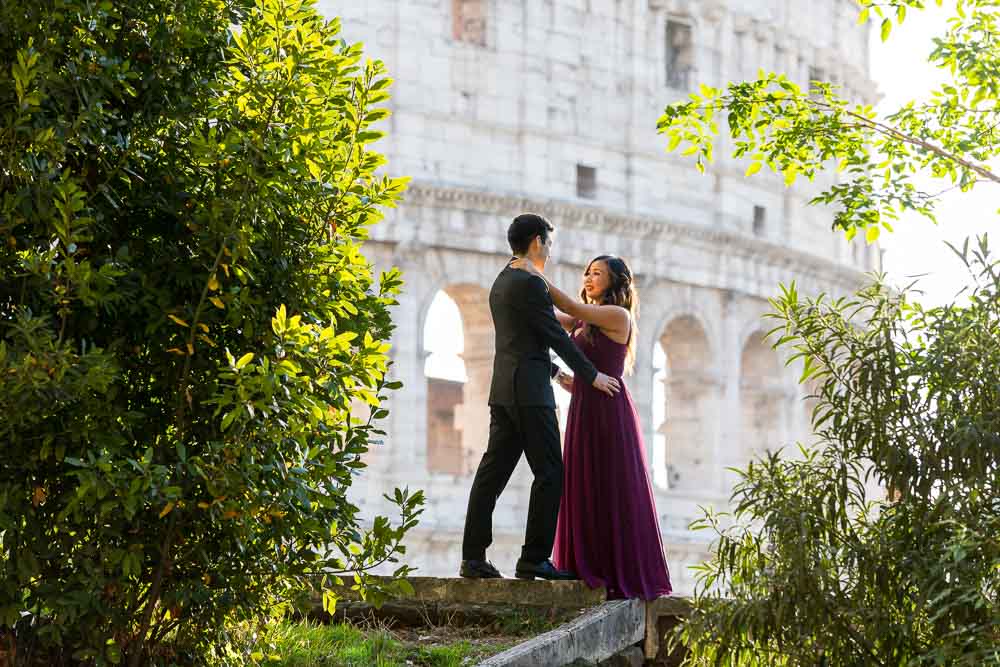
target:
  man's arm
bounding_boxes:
[518,275,599,386]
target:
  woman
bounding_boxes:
[512,255,672,600]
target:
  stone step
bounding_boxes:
[311,576,693,665]
[314,575,605,626]
[479,596,693,667]
[478,599,645,667]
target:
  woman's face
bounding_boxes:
[582,260,612,301]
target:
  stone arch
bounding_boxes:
[640,286,723,485]
[738,329,785,459]
[650,307,720,364]
[655,314,721,491]
[422,282,493,476]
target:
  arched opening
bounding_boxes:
[422,284,493,475]
[655,316,718,492]
[739,331,785,460]
[423,290,466,475]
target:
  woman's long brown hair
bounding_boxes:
[579,255,639,374]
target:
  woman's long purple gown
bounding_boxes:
[554,323,672,600]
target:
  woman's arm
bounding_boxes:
[545,280,630,335]
[554,309,575,331]
[510,259,630,335]
[555,369,574,393]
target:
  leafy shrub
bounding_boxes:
[0,0,420,663]
[679,238,1000,664]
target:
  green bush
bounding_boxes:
[0,0,420,664]
[678,237,1000,664]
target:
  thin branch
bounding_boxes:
[819,102,1000,185]
[127,511,178,667]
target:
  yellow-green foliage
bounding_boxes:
[0,0,420,664]
[658,0,1000,243]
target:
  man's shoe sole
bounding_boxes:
[460,570,502,579]
[515,570,578,581]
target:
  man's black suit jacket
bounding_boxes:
[487,264,599,408]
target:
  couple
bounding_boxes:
[460,213,672,601]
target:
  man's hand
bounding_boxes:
[510,257,542,277]
[592,372,621,397]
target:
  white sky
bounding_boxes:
[870,4,999,305]
[423,4,995,483]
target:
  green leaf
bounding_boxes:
[396,578,415,596]
[0,1,423,656]
[782,165,798,187]
[880,18,892,42]
[745,162,763,177]
[221,409,238,431]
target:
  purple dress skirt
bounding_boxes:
[553,324,672,600]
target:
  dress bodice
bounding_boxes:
[571,323,628,379]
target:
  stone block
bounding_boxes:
[599,646,645,667]
[314,575,606,629]
[480,599,645,667]
[644,597,693,666]
[326,575,605,608]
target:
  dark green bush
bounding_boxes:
[0,0,420,663]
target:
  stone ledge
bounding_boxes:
[397,182,871,292]
[478,599,645,667]
[310,577,694,664]
[313,576,606,627]
[328,576,605,608]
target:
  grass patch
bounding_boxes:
[217,618,515,666]
[493,608,568,636]
[212,603,583,666]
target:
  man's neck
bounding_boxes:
[510,253,544,271]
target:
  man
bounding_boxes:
[460,213,621,580]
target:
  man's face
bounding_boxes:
[536,231,554,267]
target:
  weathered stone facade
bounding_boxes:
[319,0,877,595]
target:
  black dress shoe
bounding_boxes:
[459,559,503,579]
[514,558,578,581]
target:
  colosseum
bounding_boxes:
[321,0,879,595]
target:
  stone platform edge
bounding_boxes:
[480,595,693,667]
[315,575,607,608]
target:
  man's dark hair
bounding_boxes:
[507,213,554,256]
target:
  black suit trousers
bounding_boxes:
[462,404,563,564]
